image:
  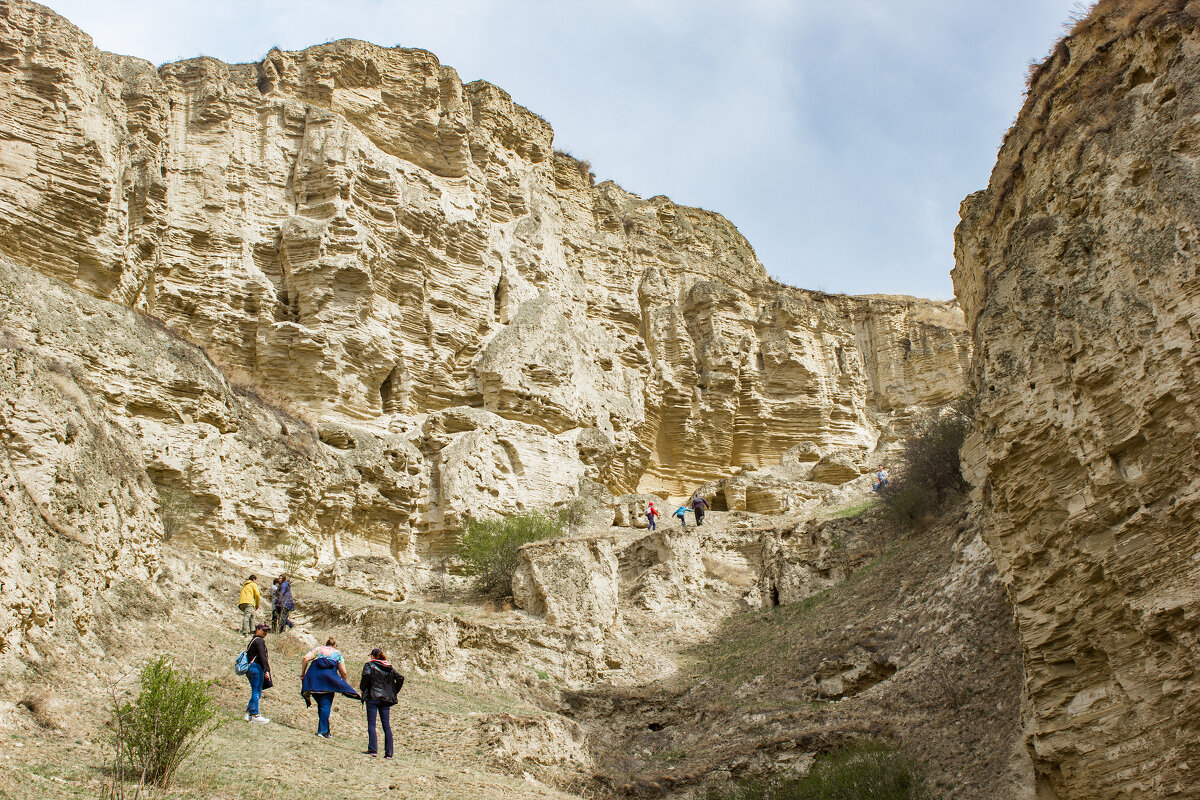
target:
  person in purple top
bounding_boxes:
[274,574,295,632]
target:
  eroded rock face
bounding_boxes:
[0,0,966,509]
[954,4,1200,797]
[0,0,969,666]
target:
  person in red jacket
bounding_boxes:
[645,502,660,530]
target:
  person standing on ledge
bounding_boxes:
[645,501,659,531]
[691,493,710,526]
[238,574,262,635]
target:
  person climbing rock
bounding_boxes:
[691,493,710,526]
[238,575,262,635]
[276,574,295,632]
[301,637,360,739]
[673,505,689,529]
[645,502,660,531]
[244,622,272,724]
[359,647,404,758]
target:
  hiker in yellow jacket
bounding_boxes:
[239,575,262,635]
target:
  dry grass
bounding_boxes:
[552,148,594,184]
[18,693,64,731]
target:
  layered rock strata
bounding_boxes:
[0,0,966,509]
[0,0,970,665]
[954,3,1200,797]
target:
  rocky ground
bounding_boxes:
[0,491,1032,800]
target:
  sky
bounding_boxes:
[46,0,1084,299]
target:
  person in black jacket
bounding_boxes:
[244,623,272,724]
[359,647,403,758]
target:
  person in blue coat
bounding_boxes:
[672,505,689,528]
[300,637,361,738]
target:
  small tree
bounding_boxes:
[156,486,192,542]
[556,498,589,536]
[457,510,564,597]
[880,398,972,528]
[110,657,224,790]
[276,532,312,576]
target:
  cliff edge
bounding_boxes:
[954,2,1200,797]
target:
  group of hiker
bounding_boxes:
[238,573,295,636]
[237,576,404,758]
[645,492,709,530]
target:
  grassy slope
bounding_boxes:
[569,505,1028,799]
[0,555,575,800]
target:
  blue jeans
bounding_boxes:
[314,692,333,736]
[245,663,263,716]
[366,702,392,756]
[646,514,655,530]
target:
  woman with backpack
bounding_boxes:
[300,637,360,738]
[359,647,404,758]
[243,622,271,724]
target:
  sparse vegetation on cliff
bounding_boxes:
[706,741,937,800]
[457,510,564,597]
[880,399,971,527]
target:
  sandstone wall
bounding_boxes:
[0,0,967,511]
[954,3,1200,797]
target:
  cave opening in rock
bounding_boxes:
[771,586,781,607]
[380,365,404,414]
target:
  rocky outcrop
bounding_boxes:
[954,3,1200,797]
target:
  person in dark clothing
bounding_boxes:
[275,574,295,632]
[244,623,272,724]
[359,647,404,758]
[301,637,360,738]
[691,493,710,526]
[269,577,283,632]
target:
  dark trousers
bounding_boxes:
[273,606,291,632]
[314,692,333,737]
[694,508,705,525]
[366,702,393,756]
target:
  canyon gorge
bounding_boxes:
[0,0,1198,799]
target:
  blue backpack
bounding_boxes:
[234,647,251,675]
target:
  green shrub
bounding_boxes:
[880,398,972,528]
[109,657,224,790]
[276,532,312,575]
[706,741,937,800]
[457,510,564,597]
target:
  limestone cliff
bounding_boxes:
[0,0,965,503]
[954,2,1200,797]
[0,1,968,662]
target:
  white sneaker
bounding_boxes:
[243,713,251,722]
[249,715,270,725]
